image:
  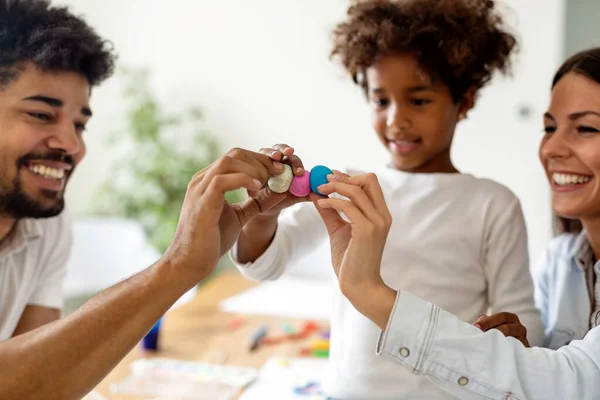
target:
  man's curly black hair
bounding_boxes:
[331,0,517,103]
[0,0,115,88]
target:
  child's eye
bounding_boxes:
[543,126,556,134]
[577,125,600,134]
[372,98,390,108]
[411,98,431,106]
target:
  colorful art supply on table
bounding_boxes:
[293,381,325,396]
[260,320,322,348]
[281,321,296,335]
[299,347,329,359]
[249,324,269,352]
[111,358,259,400]
[238,357,328,400]
[309,339,330,351]
[141,317,162,351]
[226,317,246,331]
[299,336,330,358]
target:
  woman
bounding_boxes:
[314,47,600,399]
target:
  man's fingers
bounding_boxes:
[195,150,284,195]
[200,173,262,224]
[227,147,285,177]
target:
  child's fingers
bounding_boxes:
[271,143,295,157]
[259,147,284,161]
[474,312,519,331]
[286,154,305,176]
[493,323,529,346]
[259,144,304,175]
[494,323,523,338]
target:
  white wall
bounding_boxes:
[565,0,600,56]
[57,0,565,264]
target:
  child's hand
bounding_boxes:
[474,313,530,347]
[313,171,392,294]
[249,144,311,217]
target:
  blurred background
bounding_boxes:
[53,0,600,310]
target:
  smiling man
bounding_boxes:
[0,1,285,398]
[0,0,112,340]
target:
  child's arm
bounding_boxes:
[481,190,545,348]
[232,201,326,281]
[232,144,328,281]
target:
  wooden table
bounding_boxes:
[95,272,329,399]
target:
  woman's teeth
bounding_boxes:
[28,165,65,180]
[552,173,591,186]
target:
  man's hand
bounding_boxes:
[475,312,530,347]
[161,147,285,282]
[252,143,311,217]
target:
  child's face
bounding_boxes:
[540,72,600,222]
[366,53,465,173]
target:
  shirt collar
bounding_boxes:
[0,218,43,260]
[571,230,596,272]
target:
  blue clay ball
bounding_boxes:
[310,165,333,195]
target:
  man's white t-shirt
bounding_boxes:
[0,211,72,340]
[232,166,544,400]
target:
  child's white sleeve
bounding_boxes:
[482,189,545,347]
[230,202,327,281]
[377,290,600,400]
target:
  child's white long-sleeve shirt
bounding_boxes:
[232,166,544,400]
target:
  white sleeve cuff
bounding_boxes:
[376,290,437,371]
[229,224,286,281]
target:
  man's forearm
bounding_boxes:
[0,258,198,400]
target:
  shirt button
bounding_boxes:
[458,377,469,386]
[398,347,410,357]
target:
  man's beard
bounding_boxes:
[0,152,73,219]
[0,175,65,219]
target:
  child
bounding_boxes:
[232,0,544,398]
